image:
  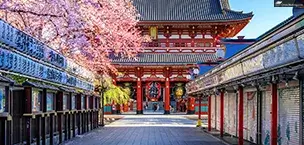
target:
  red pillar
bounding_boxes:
[238,86,244,145]
[271,83,278,145]
[220,91,224,137]
[208,95,212,131]
[164,78,170,114]
[187,97,195,114]
[198,95,202,119]
[136,78,143,114]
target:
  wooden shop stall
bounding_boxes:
[57,86,77,144]
[0,75,14,145]
[22,81,59,145]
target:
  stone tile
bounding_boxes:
[63,115,225,145]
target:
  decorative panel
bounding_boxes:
[296,33,304,58]
[223,63,243,82]
[262,39,298,69]
[242,54,264,75]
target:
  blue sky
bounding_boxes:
[229,0,292,39]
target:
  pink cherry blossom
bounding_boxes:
[0,0,149,74]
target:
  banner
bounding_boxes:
[0,46,93,91]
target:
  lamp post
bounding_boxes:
[98,78,108,127]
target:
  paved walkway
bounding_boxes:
[63,115,226,145]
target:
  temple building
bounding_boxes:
[110,0,254,114]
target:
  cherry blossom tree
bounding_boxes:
[0,0,148,73]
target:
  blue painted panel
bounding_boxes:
[195,106,208,113]
[199,66,214,75]
[263,39,299,69]
[104,106,112,113]
[224,44,250,59]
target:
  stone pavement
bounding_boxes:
[63,115,226,145]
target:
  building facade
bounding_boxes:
[110,0,253,114]
[186,11,304,145]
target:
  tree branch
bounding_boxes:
[0,8,63,18]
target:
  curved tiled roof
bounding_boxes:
[110,53,218,65]
[133,0,253,21]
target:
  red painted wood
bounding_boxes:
[123,104,128,112]
[187,97,195,112]
[136,79,142,112]
[238,86,244,145]
[220,91,224,137]
[164,78,170,112]
[208,96,211,131]
[198,95,202,120]
[271,83,278,145]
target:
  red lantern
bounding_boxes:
[145,82,161,101]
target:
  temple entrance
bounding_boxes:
[143,82,164,114]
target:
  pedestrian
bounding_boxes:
[153,104,157,112]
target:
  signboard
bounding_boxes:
[0,46,93,91]
[0,19,67,69]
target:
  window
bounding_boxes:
[0,87,5,113]
[205,43,211,47]
[46,92,55,111]
[63,94,68,110]
[71,95,76,110]
[32,90,42,112]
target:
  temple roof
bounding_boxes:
[110,53,218,65]
[133,0,253,22]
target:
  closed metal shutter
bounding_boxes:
[226,92,237,136]
[211,95,216,129]
[278,82,300,145]
[216,95,221,131]
[261,89,272,145]
[224,92,230,133]
[244,88,257,143]
[243,89,249,141]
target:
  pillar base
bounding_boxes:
[136,110,143,114]
[164,110,170,114]
[187,110,195,114]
